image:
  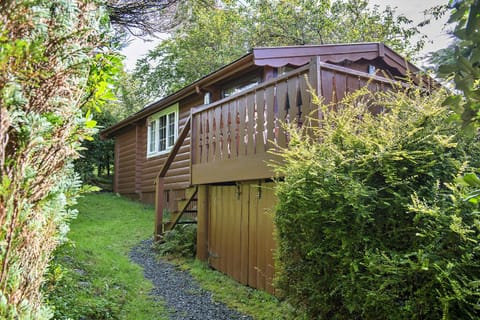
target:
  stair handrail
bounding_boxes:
[155,116,192,240]
[157,116,192,180]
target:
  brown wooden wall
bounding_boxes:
[140,97,199,194]
[205,181,276,294]
[114,95,203,203]
[114,129,137,195]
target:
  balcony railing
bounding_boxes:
[190,57,395,185]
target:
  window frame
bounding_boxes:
[146,103,179,158]
[221,72,262,98]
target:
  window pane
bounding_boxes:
[168,113,175,147]
[149,120,156,153]
[158,115,167,151]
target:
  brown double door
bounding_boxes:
[207,181,276,294]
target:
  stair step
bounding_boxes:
[185,187,197,199]
[173,209,197,214]
[177,220,197,225]
[176,196,198,201]
[163,186,198,232]
[177,199,197,208]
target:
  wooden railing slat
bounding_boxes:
[265,86,275,151]
[276,81,288,149]
[214,106,221,161]
[238,96,247,157]
[219,104,226,160]
[287,77,298,126]
[256,89,266,153]
[246,92,256,156]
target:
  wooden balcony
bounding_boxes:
[190,57,395,185]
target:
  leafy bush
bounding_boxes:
[273,87,480,319]
[0,1,119,318]
[155,224,197,258]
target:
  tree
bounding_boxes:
[438,0,480,130]
[246,0,425,56]
[74,111,116,185]
[436,0,480,204]
[106,0,217,37]
[106,0,179,36]
[134,0,427,101]
[0,1,118,318]
[133,3,250,101]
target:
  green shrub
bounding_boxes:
[0,1,119,318]
[156,224,197,258]
[273,87,480,319]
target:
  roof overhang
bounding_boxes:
[101,52,255,139]
[253,42,420,75]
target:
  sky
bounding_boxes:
[121,0,452,70]
[369,0,451,53]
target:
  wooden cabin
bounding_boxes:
[102,43,424,294]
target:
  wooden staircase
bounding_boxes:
[154,116,192,240]
[162,186,198,233]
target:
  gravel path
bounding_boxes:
[130,239,253,320]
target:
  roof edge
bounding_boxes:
[101,52,254,139]
[102,42,423,139]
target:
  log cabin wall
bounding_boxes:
[139,94,203,205]
[114,129,137,198]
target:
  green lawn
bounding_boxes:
[46,192,295,319]
[45,192,168,320]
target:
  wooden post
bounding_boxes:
[308,56,322,122]
[196,185,209,261]
[154,177,165,241]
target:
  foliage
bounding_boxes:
[272,87,480,319]
[75,70,145,188]
[134,0,426,101]
[438,0,480,130]
[74,110,116,187]
[112,71,149,118]
[155,224,197,258]
[436,0,480,204]
[246,0,425,56]
[0,1,120,318]
[44,193,168,320]
[180,259,299,319]
[133,2,250,101]
[106,0,180,36]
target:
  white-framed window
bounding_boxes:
[147,103,179,158]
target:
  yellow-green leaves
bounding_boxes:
[84,53,123,112]
[273,87,480,319]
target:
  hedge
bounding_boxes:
[273,87,480,319]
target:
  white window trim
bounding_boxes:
[147,103,179,158]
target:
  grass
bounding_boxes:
[45,192,168,320]
[46,192,295,319]
[178,259,298,319]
